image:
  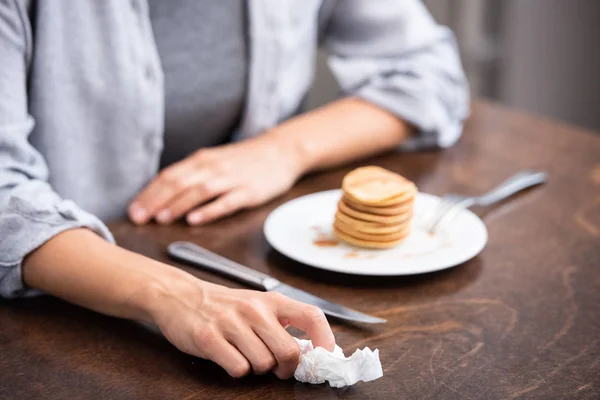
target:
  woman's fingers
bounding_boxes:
[155,178,233,224]
[155,188,211,225]
[129,161,192,224]
[194,329,251,378]
[187,189,249,225]
[225,326,277,375]
[269,330,302,380]
[270,293,335,352]
[130,164,211,224]
[251,293,335,379]
[252,316,302,379]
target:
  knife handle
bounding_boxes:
[167,241,280,291]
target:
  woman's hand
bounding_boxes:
[148,277,335,378]
[129,134,303,226]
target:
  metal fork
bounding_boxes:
[426,170,548,233]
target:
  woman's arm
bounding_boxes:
[0,0,115,299]
[268,96,413,174]
[129,96,412,225]
[23,229,168,323]
[322,0,470,149]
[23,228,335,378]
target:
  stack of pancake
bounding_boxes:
[333,166,417,249]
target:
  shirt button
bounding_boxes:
[145,65,155,82]
[144,132,157,150]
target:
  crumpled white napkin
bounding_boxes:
[293,338,383,388]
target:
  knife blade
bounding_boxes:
[271,283,386,324]
[167,241,386,324]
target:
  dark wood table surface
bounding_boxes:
[2,101,600,399]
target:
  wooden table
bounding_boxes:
[2,101,600,399]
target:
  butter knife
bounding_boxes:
[167,241,386,324]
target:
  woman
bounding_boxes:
[0,0,468,378]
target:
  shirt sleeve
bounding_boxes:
[0,0,114,298]
[322,0,470,150]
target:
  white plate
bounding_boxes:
[264,190,487,276]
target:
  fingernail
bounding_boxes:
[131,205,147,223]
[187,213,203,225]
[156,210,172,224]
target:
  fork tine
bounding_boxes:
[425,200,447,231]
[426,198,459,232]
[430,202,464,233]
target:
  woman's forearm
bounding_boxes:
[266,97,414,175]
[21,228,335,378]
[22,228,185,323]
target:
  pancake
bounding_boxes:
[334,214,410,236]
[342,166,417,206]
[333,166,417,249]
[342,195,414,216]
[333,226,407,249]
[338,200,412,224]
[334,220,411,242]
[370,193,414,206]
[334,211,409,234]
[345,186,417,207]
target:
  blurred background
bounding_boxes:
[308,0,600,133]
